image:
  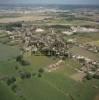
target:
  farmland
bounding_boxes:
[0,49,99,100]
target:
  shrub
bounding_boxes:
[6,77,16,85]
[38,73,42,78]
[38,68,44,73]
[19,71,31,79]
[11,84,17,92]
[16,55,23,62]
[20,60,30,66]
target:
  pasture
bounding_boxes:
[0,43,20,61]
[0,53,99,100]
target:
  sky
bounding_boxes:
[0,0,99,5]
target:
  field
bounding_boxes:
[0,44,99,100]
[46,18,99,26]
[0,82,21,100]
[0,43,20,61]
[0,15,49,23]
[70,46,99,61]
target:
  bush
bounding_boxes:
[11,84,17,92]
[19,71,31,79]
[38,73,42,78]
[16,55,30,66]
[6,77,16,85]
[20,60,30,66]
[93,72,99,79]
[15,65,18,70]
[25,72,31,78]
[16,55,23,62]
[38,68,44,73]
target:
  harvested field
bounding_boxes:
[0,15,48,23]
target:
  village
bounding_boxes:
[0,21,98,80]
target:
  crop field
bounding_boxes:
[0,46,99,100]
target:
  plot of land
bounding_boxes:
[0,43,20,61]
[94,94,99,100]
[0,15,48,23]
[70,72,86,82]
[0,53,99,100]
[70,46,99,61]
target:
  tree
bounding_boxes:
[38,73,42,78]
[11,84,17,92]
[6,77,16,85]
[38,68,44,73]
[19,71,31,79]
[20,60,30,66]
[16,55,30,66]
[16,55,23,62]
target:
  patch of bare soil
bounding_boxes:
[94,94,99,100]
[70,72,86,82]
[45,60,64,72]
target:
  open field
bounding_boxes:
[0,15,49,23]
[46,18,99,26]
[0,82,21,100]
[0,48,99,100]
[88,40,99,47]
[0,43,20,61]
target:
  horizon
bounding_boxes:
[0,0,99,5]
[0,3,99,6]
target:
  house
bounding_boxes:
[35,28,44,33]
[62,31,74,36]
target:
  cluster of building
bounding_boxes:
[79,44,99,53]
[71,54,99,79]
[62,26,99,36]
[1,23,99,79]
[4,24,75,59]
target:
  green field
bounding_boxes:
[0,43,20,61]
[0,82,21,100]
[46,18,99,26]
[0,44,99,100]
